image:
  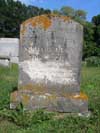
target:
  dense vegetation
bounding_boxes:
[0,0,51,37]
[0,0,100,60]
[0,65,100,132]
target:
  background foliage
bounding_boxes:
[0,0,100,60]
[0,0,51,37]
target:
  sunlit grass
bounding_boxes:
[0,65,100,133]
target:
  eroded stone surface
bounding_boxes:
[11,15,88,112]
[10,91,88,112]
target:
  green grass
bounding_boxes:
[0,64,18,109]
[0,65,100,133]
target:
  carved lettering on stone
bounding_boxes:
[11,15,88,113]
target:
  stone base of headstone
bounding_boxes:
[10,88,88,113]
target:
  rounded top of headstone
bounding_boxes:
[20,14,83,36]
[20,14,75,34]
[21,14,71,29]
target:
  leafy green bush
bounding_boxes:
[85,56,100,67]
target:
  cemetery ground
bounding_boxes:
[0,64,100,133]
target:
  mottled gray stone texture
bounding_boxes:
[11,15,88,113]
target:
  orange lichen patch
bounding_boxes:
[63,92,88,101]
[31,15,51,30]
[71,92,88,100]
[21,15,51,31]
[21,94,30,105]
[10,91,19,102]
[20,14,71,34]
[44,92,88,101]
[20,83,47,94]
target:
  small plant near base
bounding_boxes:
[31,109,53,124]
[0,103,54,128]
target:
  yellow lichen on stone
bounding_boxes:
[20,14,71,35]
[71,92,88,100]
[20,83,47,94]
[21,94,30,105]
[31,15,51,30]
[21,15,51,31]
[63,92,88,101]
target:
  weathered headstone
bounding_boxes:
[0,38,19,66]
[11,15,88,113]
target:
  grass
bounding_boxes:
[0,64,100,133]
[0,64,18,109]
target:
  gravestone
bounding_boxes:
[11,15,88,113]
[0,38,19,66]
